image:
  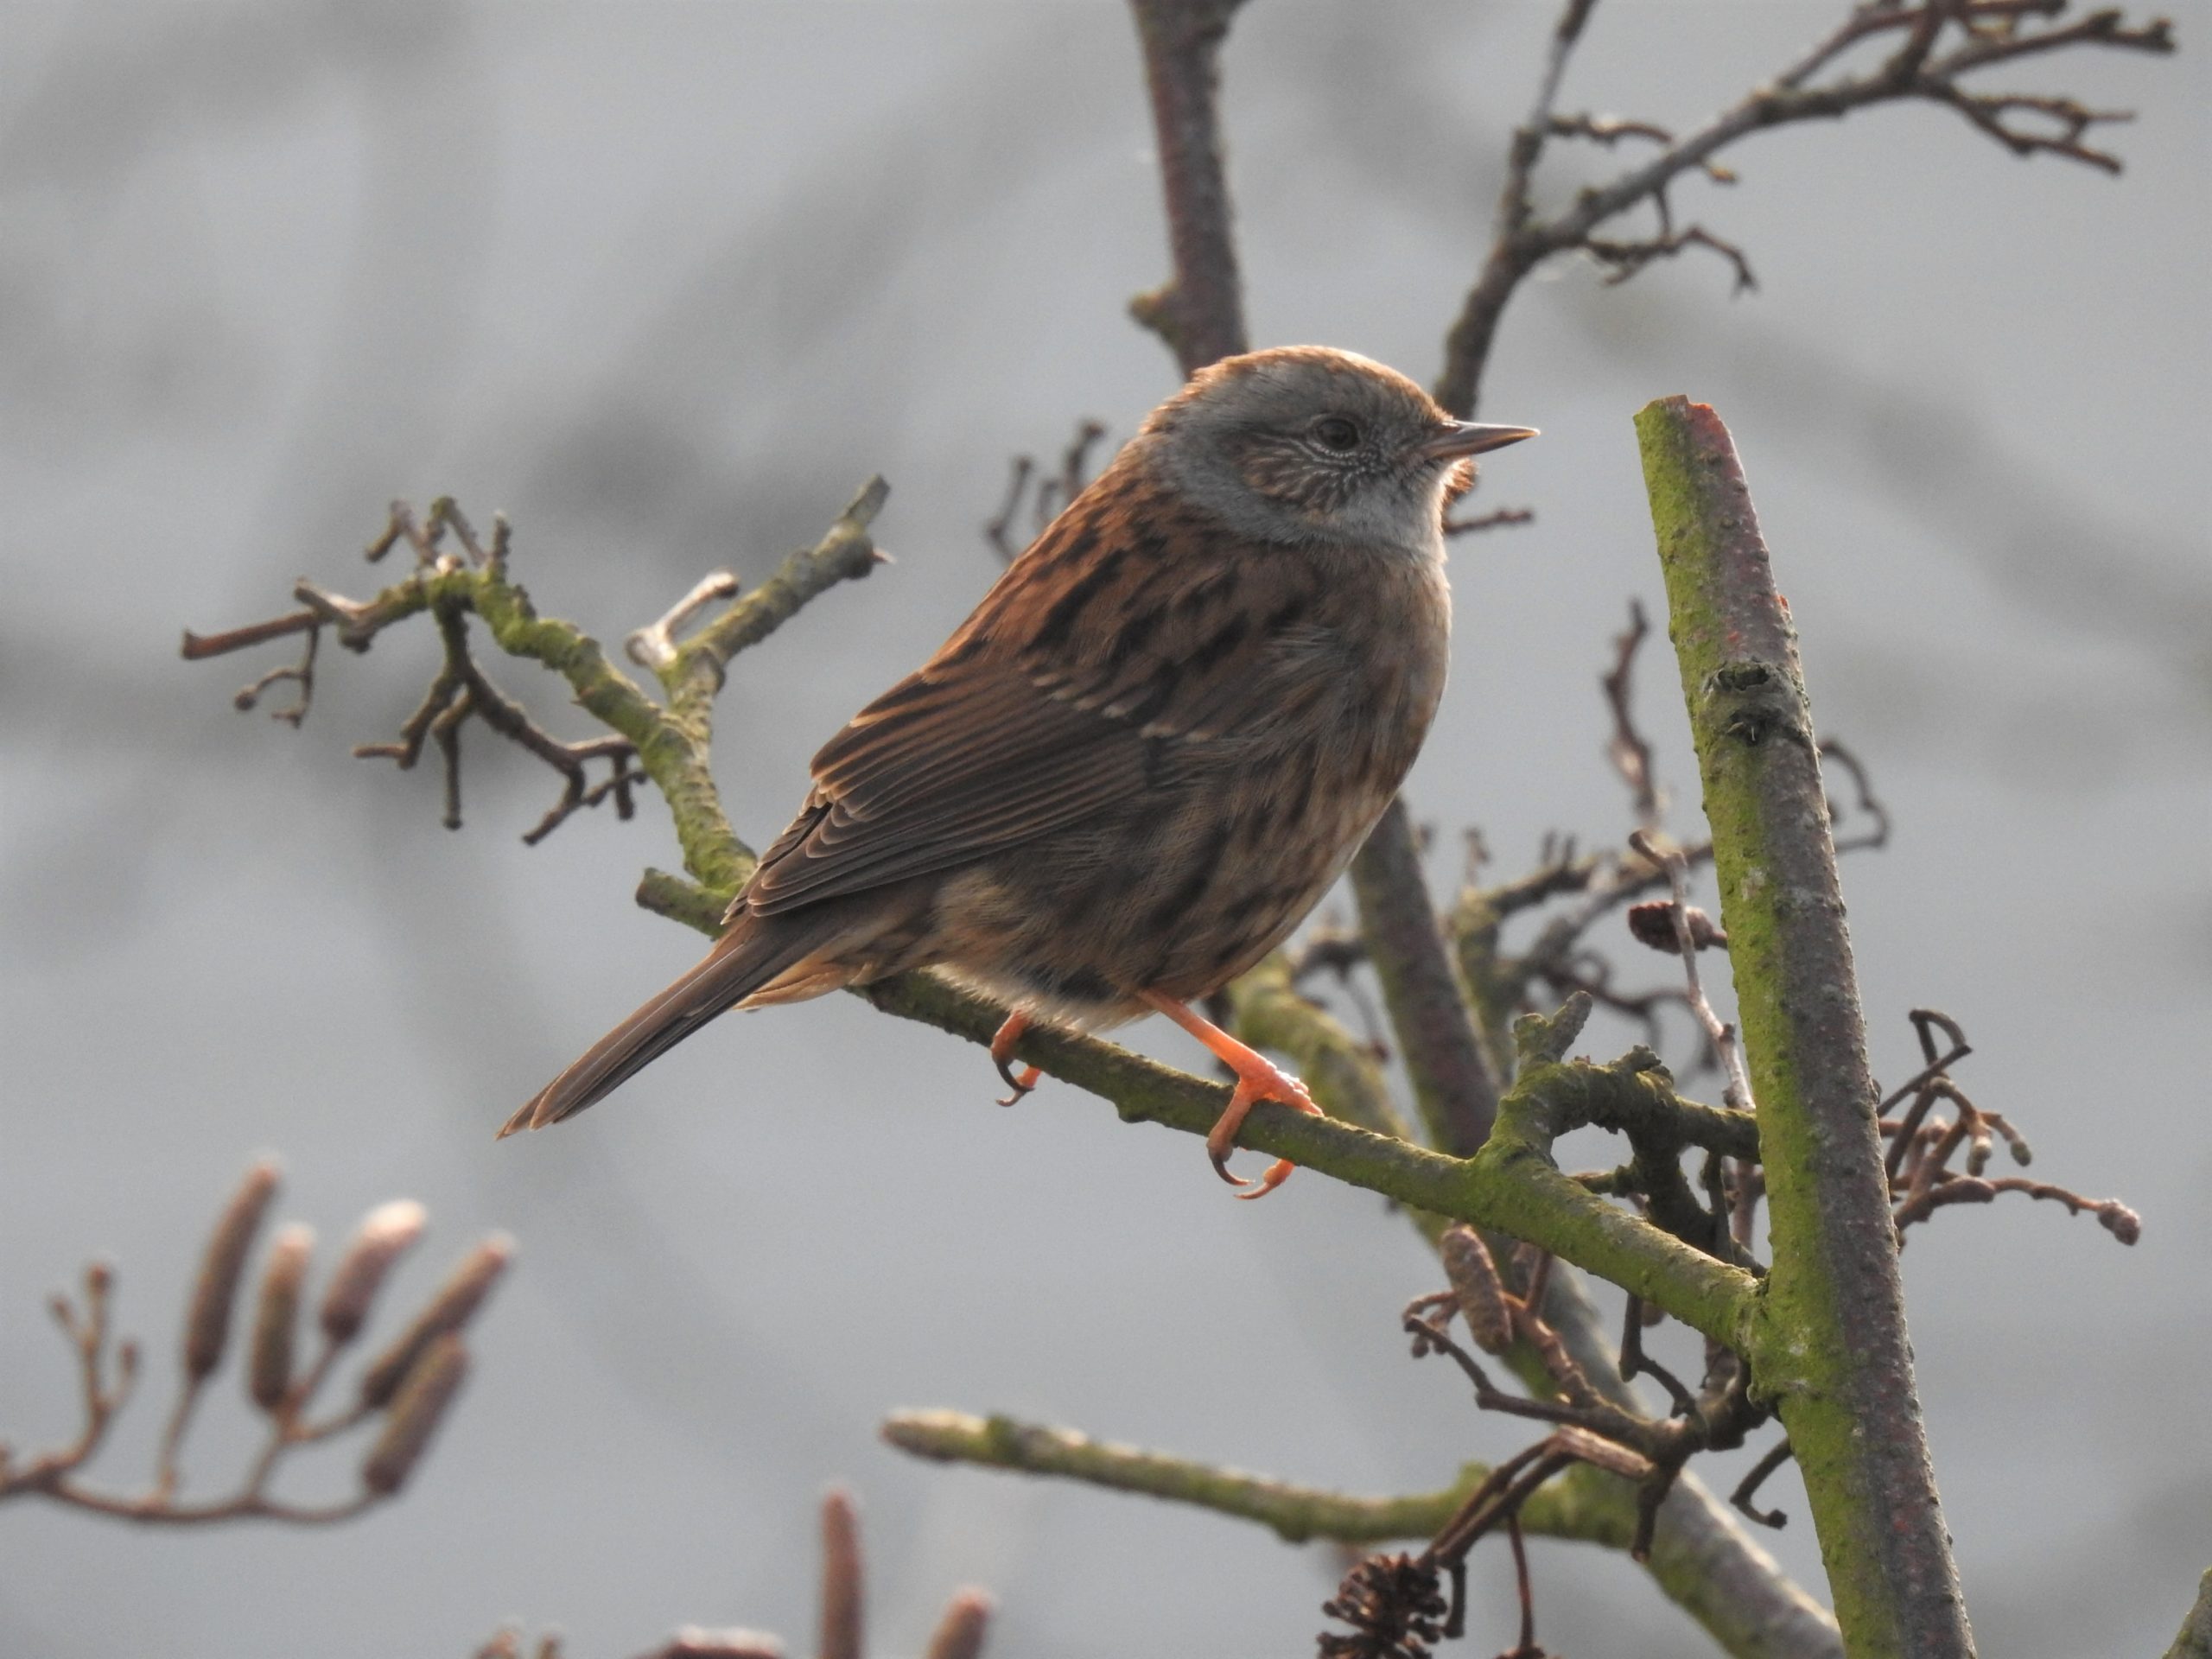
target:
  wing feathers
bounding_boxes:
[735,459,1342,920]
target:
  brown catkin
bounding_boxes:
[361,1333,467,1495]
[249,1224,315,1413]
[183,1160,282,1381]
[319,1200,426,1345]
[357,1234,512,1409]
[1440,1224,1515,1354]
[658,1631,786,1658]
[922,1590,993,1659]
[819,1489,863,1659]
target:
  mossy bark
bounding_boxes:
[1637,396,1972,1656]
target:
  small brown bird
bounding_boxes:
[507,346,1534,1194]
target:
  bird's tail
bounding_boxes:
[500,912,842,1138]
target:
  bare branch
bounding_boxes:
[1437,0,2174,414]
[1127,0,1251,370]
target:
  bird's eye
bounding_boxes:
[1312,416,1361,453]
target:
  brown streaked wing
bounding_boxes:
[740,486,1338,918]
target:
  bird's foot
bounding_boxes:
[989,1011,1042,1107]
[1141,990,1322,1198]
[1205,1061,1321,1199]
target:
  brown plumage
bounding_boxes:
[506,346,1535,1194]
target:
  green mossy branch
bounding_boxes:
[858,967,1762,1350]
[1637,396,1971,1657]
[880,1408,1614,1548]
[623,866,1762,1346]
[883,1407,1836,1659]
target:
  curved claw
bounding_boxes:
[1236,1157,1298,1200]
[1138,992,1326,1199]
[1200,1069,1319,1200]
[988,1010,1040,1108]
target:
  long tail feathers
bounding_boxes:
[500,918,827,1138]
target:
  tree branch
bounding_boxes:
[1436,0,2173,416]
[882,1410,1581,1546]
[1126,0,1250,371]
[1350,800,1504,1156]
[1637,395,1971,1656]
[2168,1568,2212,1659]
[860,968,1761,1350]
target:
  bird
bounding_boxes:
[504,346,1535,1196]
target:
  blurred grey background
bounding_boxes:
[3,3,2206,1655]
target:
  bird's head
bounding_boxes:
[1140,346,1535,553]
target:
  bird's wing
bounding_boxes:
[738,470,1342,918]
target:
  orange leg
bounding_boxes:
[989,1011,1042,1106]
[1141,990,1322,1199]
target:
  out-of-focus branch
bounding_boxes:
[1126,0,1250,372]
[2167,1568,2212,1659]
[1637,394,1970,1656]
[0,1160,507,1526]
[984,420,1109,562]
[1436,0,2174,415]
[1223,953,1420,1147]
[882,1408,1616,1547]
[484,1490,991,1659]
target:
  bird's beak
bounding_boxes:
[1421,421,1539,461]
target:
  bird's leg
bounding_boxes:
[989,1011,1042,1106]
[1140,991,1321,1198]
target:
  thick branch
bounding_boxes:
[1350,800,1503,1155]
[1637,396,1970,1656]
[1127,0,1250,372]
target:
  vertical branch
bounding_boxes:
[1124,0,1508,1164]
[1349,800,1502,1155]
[1636,396,1972,1657]
[1116,22,1840,1647]
[1127,0,1251,372]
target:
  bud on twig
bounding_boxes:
[361,1332,467,1495]
[250,1224,315,1413]
[184,1160,282,1381]
[1441,1225,1515,1354]
[320,1200,426,1345]
[358,1234,512,1409]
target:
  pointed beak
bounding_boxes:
[1421,421,1539,461]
